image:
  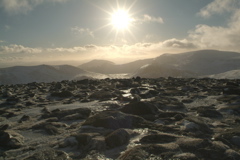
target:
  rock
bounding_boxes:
[224,149,240,160]
[60,136,78,148]
[197,107,223,118]
[82,110,134,129]
[139,133,178,144]
[172,153,198,160]
[0,124,10,131]
[105,128,130,148]
[18,115,31,123]
[181,120,200,132]
[82,110,171,132]
[32,122,67,135]
[0,130,24,149]
[231,136,240,147]
[120,101,159,116]
[223,87,240,95]
[74,133,106,154]
[212,141,230,151]
[214,126,240,144]
[22,148,71,160]
[184,116,212,135]
[176,137,210,152]
[89,90,117,100]
[42,107,91,120]
[75,133,93,147]
[118,143,179,160]
[51,90,73,98]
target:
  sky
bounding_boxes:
[0,0,240,67]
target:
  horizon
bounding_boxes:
[1,0,240,67]
[1,49,240,69]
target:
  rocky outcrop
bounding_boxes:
[0,78,240,159]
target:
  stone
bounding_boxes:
[140,133,178,144]
[51,90,73,98]
[197,107,223,118]
[120,101,159,116]
[118,143,179,160]
[89,90,116,100]
[0,130,24,149]
[231,136,240,147]
[105,128,130,148]
[22,149,71,160]
[42,107,91,120]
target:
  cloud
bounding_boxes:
[189,0,240,51]
[198,0,238,18]
[0,0,68,14]
[0,44,42,54]
[0,40,5,43]
[71,27,95,38]
[136,14,164,24]
[0,40,198,66]
[162,39,198,49]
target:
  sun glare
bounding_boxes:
[111,10,132,30]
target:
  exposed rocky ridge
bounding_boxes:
[0,78,240,159]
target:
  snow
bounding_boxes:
[133,50,240,78]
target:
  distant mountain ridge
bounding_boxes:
[79,58,154,74]
[133,50,240,78]
[1,50,240,85]
[0,65,105,85]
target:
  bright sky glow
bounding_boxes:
[111,10,132,30]
[0,0,240,67]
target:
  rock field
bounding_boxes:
[0,77,240,160]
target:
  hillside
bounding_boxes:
[133,50,240,78]
[79,58,153,74]
[0,65,91,85]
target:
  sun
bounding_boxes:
[111,10,132,30]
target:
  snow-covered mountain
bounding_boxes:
[207,70,240,79]
[79,59,154,74]
[0,65,107,85]
[133,50,240,78]
[1,50,240,85]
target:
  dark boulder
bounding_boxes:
[83,110,176,132]
[118,143,179,160]
[120,101,159,116]
[42,107,91,120]
[89,90,117,100]
[105,128,130,148]
[22,148,71,160]
[197,107,223,118]
[51,90,73,98]
[140,133,178,144]
[0,130,24,149]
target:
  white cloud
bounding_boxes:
[71,27,95,38]
[189,0,240,52]
[0,40,5,43]
[0,0,68,14]
[198,0,238,18]
[135,14,164,24]
[0,44,42,54]
[162,39,198,49]
[0,40,198,66]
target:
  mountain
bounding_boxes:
[0,65,104,85]
[207,70,240,79]
[79,59,154,74]
[133,50,240,78]
[1,50,240,85]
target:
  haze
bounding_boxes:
[0,0,240,68]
